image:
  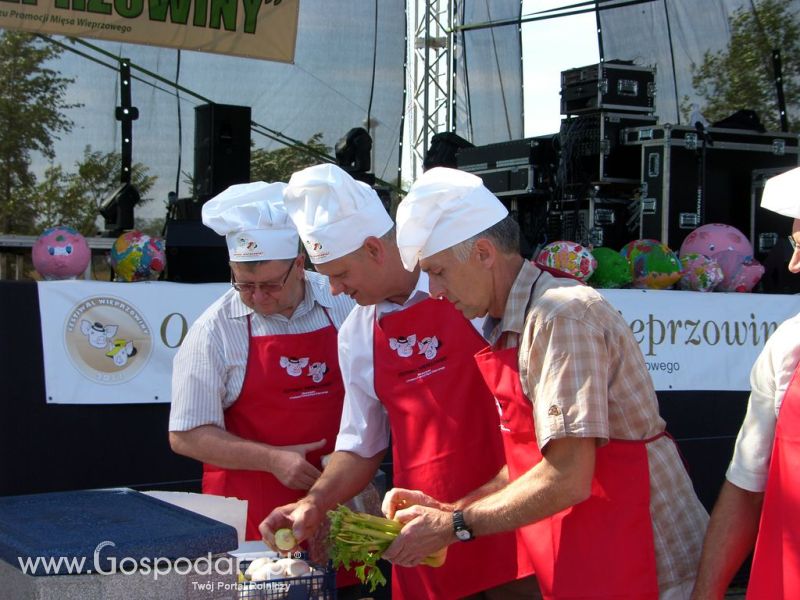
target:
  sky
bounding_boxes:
[521,0,600,137]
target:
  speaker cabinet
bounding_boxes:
[164,219,229,283]
[194,103,251,200]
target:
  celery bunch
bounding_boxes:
[327,504,446,591]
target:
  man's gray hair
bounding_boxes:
[450,214,520,262]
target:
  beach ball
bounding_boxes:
[535,240,597,281]
[621,239,683,289]
[679,223,754,259]
[32,226,91,280]
[714,250,764,293]
[587,247,632,288]
[109,230,166,282]
[679,253,724,292]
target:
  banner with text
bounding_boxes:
[0,0,298,62]
[36,282,800,404]
[602,288,800,391]
[38,280,227,404]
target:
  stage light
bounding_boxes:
[424,132,473,171]
[335,127,373,176]
[99,183,139,237]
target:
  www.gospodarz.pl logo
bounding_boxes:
[17,540,237,579]
[64,296,153,384]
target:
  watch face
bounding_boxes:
[455,529,472,541]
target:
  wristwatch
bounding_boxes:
[452,510,475,542]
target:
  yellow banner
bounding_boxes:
[0,0,298,62]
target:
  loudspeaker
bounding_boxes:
[194,104,251,200]
[164,219,229,283]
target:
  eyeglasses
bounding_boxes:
[789,236,799,251]
[231,262,295,295]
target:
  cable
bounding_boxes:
[41,36,408,188]
[458,2,475,141]
[396,0,409,189]
[482,0,513,139]
[661,0,681,124]
[455,0,656,32]
[366,0,378,128]
[67,37,338,162]
[174,49,182,197]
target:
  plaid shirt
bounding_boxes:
[489,261,708,593]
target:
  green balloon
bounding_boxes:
[588,247,632,288]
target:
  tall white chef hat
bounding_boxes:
[395,167,508,270]
[201,181,298,262]
[283,164,394,264]
[761,166,800,219]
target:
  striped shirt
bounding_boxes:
[169,270,355,431]
[491,261,708,594]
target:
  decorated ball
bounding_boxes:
[534,240,597,281]
[587,247,632,288]
[109,230,166,282]
[32,226,91,280]
[679,253,724,292]
[620,239,683,289]
[714,250,765,293]
[679,223,754,259]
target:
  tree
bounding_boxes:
[30,146,157,236]
[250,133,332,183]
[0,31,78,233]
[688,0,800,131]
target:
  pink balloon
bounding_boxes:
[679,223,754,259]
[32,226,91,280]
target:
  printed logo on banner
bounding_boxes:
[64,296,153,384]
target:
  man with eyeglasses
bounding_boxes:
[168,181,356,546]
[693,166,800,600]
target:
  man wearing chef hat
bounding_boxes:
[692,166,800,600]
[168,181,355,543]
[261,164,538,599]
[384,167,708,600]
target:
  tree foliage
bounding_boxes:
[0,31,78,232]
[250,133,332,183]
[31,146,157,236]
[689,0,800,131]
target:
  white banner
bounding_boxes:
[38,280,227,404]
[37,282,800,404]
[601,289,800,391]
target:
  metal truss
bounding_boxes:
[408,0,455,181]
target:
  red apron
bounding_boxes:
[747,361,800,599]
[201,309,358,586]
[473,271,659,600]
[373,297,529,600]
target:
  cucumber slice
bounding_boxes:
[274,528,297,552]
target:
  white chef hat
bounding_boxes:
[201,181,298,262]
[395,167,508,270]
[283,164,393,264]
[761,166,800,219]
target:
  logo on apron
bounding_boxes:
[388,334,441,360]
[279,356,309,376]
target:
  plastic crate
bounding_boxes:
[238,560,335,600]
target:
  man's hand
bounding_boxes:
[260,499,324,551]
[381,504,452,567]
[271,439,327,490]
[381,487,451,519]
